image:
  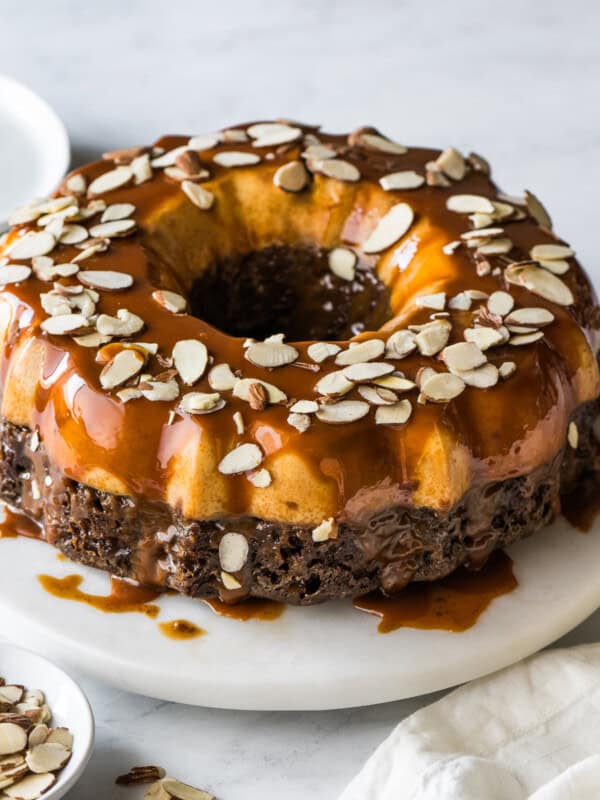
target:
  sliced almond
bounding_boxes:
[0,724,27,756]
[181,181,214,210]
[245,340,298,368]
[88,166,133,195]
[307,342,341,363]
[213,151,261,168]
[140,379,180,402]
[373,374,416,392]
[96,309,144,337]
[354,132,407,155]
[476,237,513,255]
[435,147,466,181]
[446,194,495,214]
[302,144,336,160]
[385,329,416,359]
[100,349,145,390]
[219,532,249,572]
[247,123,301,147]
[78,270,133,291]
[89,219,136,238]
[233,378,287,404]
[379,171,424,191]
[342,362,394,382]
[327,247,357,282]
[41,314,90,336]
[26,742,70,774]
[73,331,112,348]
[464,326,507,350]
[8,231,56,260]
[160,776,214,800]
[208,363,237,392]
[362,203,414,254]
[218,443,263,475]
[415,292,446,311]
[311,518,336,542]
[538,258,570,276]
[316,400,370,424]
[530,243,574,261]
[568,421,579,449]
[310,158,360,182]
[518,265,574,306]
[441,342,486,372]
[421,372,465,402]
[315,370,354,397]
[375,400,412,425]
[0,266,32,284]
[509,331,544,346]
[358,385,398,405]
[247,468,272,488]
[525,190,552,230]
[131,153,153,185]
[415,320,451,356]
[499,361,517,380]
[151,290,188,314]
[66,174,87,195]
[100,203,135,223]
[172,339,208,385]
[179,392,224,415]
[27,726,48,748]
[453,362,498,388]
[273,160,309,193]
[287,412,311,432]
[335,339,385,365]
[448,292,472,311]
[487,291,514,317]
[504,307,554,327]
[289,400,319,414]
[221,571,241,590]
[4,772,55,799]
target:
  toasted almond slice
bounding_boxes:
[41,314,90,336]
[219,532,249,571]
[4,772,56,799]
[443,240,462,256]
[78,270,133,291]
[58,224,88,245]
[462,227,505,240]
[289,400,319,414]
[328,248,357,281]
[73,331,112,348]
[362,203,414,254]
[357,133,407,154]
[518,265,574,306]
[150,145,190,168]
[100,349,145,390]
[568,421,579,449]
[525,190,552,229]
[487,290,514,317]
[421,372,465,402]
[310,159,360,182]
[179,391,224,414]
[103,145,149,164]
[538,258,569,276]
[181,181,214,210]
[116,387,143,403]
[312,517,336,542]
[161,777,214,800]
[97,309,144,336]
[504,307,554,327]
[88,166,133,195]
[342,362,394,382]
[315,370,354,397]
[435,147,466,181]
[448,292,471,311]
[0,266,32,284]
[8,231,56,260]
[375,399,412,425]
[316,400,370,424]
[172,339,208,385]
[287,412,311,432]
[499,361,517,380]
[221,571,242,590]
[208,363,237,391]
[27,726,48,748]
[415,292,446,311]
[373,374,415,392]
[415,320,451,356]
[245,341,298,368]
[131,153,153,185]
[89,219,136,238]
[233,378,287,404]
[530,243,574,261]
[453,362,498,388]
[379,171,424,191]
[464,326,507,350]
[509,331,544,346]
[152,290,188,314]
[249,124,301,148]
[26,742,70,774]
[100,203,136,223]
[307,342,341,363]
[385,329,417,358]
[446,194,495,214]
[232,411,245,434]
[358,385,398,405]
[335,339,385,365]
[186,134,219,151]
[213,151,260,168]
[218,443,263,474]
[302,144,336,160]
[272,159,309,193]
[140,379,180,402]
[441,342,486,372]
[247,468,272,488]
[9,205,44,226]
[64,173,86,195]
[0,724,27,756]
[476,237,513,255]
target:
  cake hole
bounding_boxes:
[189,245,392,341]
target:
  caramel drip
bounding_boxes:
[0,505,42,539]
[37,574,161,617]
[158,619,205,640]
[353,550,517,633]
[202,597,284,621]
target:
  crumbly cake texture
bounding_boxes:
[0,121,598,604]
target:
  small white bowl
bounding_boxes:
[0,642,94,800]
[0,75,70,224]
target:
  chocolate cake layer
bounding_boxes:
[1,401,597,605]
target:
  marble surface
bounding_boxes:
[0,0,599,797]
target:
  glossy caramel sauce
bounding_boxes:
[561,472,600,532]
[0,504,42,539]
[202,597,284,621]
[353,550,516,633]
[158,619,205,640]
[37,574,161,617]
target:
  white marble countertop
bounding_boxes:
[1,0,599,797]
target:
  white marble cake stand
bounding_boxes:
[1,513,599,711]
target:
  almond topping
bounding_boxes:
[441,342,486,373]
[4,772,55,799]
[307,342,341,363]
[518,265,574,306]
[8,232,56,260]
[213,151,260,168]
[181,181,214,210]
[487,291,514,317]
[218,443,263,475]
[379,171,424,191]
[568,421,579,449]
[101,203,136,222]
[152,290,188,314]
[342,362,394,383]
[245,340,298,368]
[88,166,133,195]
[172,339,208,385]
[446,194,495,214]
[328,248,357,281]
[315,400,370,424]
[312,517,336,542]
[315,370,354,397]
[208,363,237,391]
[40,314,90,336]
[100,349,145,390]
[247,468,272,488]
[89,219,136,238]
[96,309,144,337]
[335,339,385,365]
[287,412,311,432]
[78,270,133,291]
[530,243,574,261]
[362,203,414,254]
[178,392,224,415]
[0,266,32,285]
[375,400,412,425]
[219,532,249,572]
[233,378,287,405]
[310,159,360,182]
[421,372,466,403]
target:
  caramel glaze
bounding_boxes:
[0,122,599,595]
[354,549,517,633]
[0,504,42,539]
[202,597,284,621]
[37,573,161,617]
[158,619,205,639]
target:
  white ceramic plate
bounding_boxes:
[0,75,70,224]
[0,514,599,711]
[0,642,94,799]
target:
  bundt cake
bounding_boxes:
[0,120,598,604]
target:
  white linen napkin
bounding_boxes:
[340,644,600,800]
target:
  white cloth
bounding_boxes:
[340,644,600,800]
